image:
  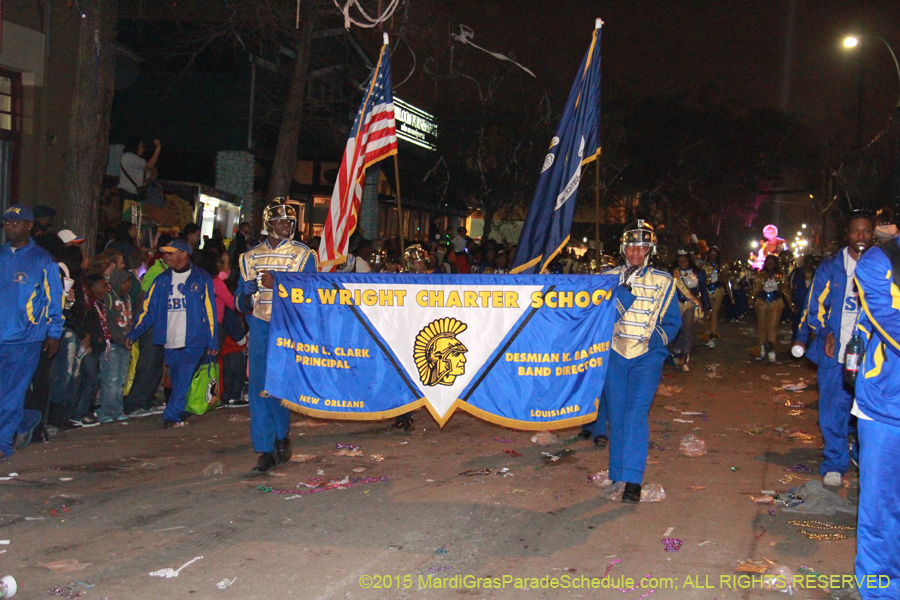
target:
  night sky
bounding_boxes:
[385,0,900,147]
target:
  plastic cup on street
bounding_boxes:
[0,575,17,598]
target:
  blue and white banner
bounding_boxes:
[265,274,618,430]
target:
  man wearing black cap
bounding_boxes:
[0,205,64,460]
[127,238,218,427]
[31,205,56,240]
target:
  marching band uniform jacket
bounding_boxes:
[606,265,682,360]
[0,239,65,344]
[236,239,317,320]
[801,250,854,367]
[851,239,900,599]
[129,267,218,351]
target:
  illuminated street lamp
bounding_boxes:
[842,34,900,106]
[843,33,900,203]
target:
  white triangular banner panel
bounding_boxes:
[344,283,542,418]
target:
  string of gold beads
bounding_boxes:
[787,520,855,531]
[796,529,848,541]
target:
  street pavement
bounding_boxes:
[0,321,858,599]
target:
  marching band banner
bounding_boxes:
[265,273,618,430]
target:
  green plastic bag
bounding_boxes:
[185,358,220,415]
[123,342,140,397]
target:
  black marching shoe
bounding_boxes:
[274,436,293,466]
[252,452,277,473]
[393,413,414,431]
[593,435,608,449]
[622,482,642,504]
[577,429,592,439]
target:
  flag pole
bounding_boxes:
[385,32,405,250]
[594,156,600,258]
[394,156,405,250]
[593,18,602,260]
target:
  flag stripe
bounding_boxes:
[319,46,398,271]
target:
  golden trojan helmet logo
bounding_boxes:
[413,317,469,387]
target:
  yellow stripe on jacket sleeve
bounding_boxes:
[26,287,38,324]
[857,275,900,354]
[864,340,885,379]
[43,268,56,323]
[134,283,155,330]
[204,285,215,340]
[816,280,830,328]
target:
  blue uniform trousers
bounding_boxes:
[855,418,900,600]
[606,350,665,484]
[163,345,206,423]
[0,342,42,455]
[817,360,854,476]
[248,316,289,454]
[582,392,609,439]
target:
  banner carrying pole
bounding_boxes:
[394,153,405,249]
[386,34,405,249]
[594,155,600,256]
[593,18,602,257]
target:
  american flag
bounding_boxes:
[319,43,398,271]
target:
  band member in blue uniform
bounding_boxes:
[236,199,317,473]
[0,205,64,460]
[670,249,709,372]
[602,221,681,503]
[795,213,873,487]
[853,228,900,600]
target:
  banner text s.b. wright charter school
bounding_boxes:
[264,273,618,429]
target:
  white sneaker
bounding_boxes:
[767,351,776,363]
[758,346,766,360]
[823,472,842,486]
[706,339,716,348]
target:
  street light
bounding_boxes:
[843,33,900,205]
[842,34,900,108]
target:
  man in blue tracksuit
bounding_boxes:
[127,239,218,427]
[601,221,681,503]
[796,213,874,487]
[853,233,900,600]
[0,205,63,460]
[236,199,317,473]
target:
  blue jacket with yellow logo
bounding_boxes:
[802,249,855,366]
[855,240,900,426]
[0,239,65,343]
[128,267,218,351]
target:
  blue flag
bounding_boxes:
[511,24,602,274]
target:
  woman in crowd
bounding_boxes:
[752,254,793,362]
[670,249,709,372]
